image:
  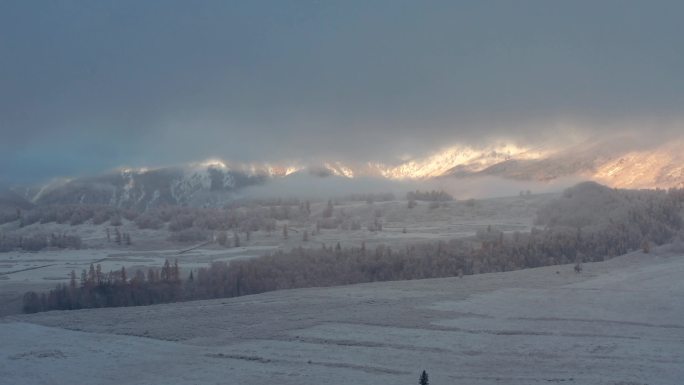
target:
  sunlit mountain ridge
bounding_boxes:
[10,139,683,209]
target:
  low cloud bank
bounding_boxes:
[239,173,584,201]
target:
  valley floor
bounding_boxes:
[2,248,684,384]
[0,194,551,316]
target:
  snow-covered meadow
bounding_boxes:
[2,249,683,384]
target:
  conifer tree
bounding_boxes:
[323,199,334,218]
[172,259,180,282]
[419,370,429,385]
[80,269,87,288]
[69,270,77,289]
[88,263,96,285]
[95,264,103,284]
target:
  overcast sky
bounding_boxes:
[1,0,683,183]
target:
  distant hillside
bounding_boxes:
[0,189,33,210]
[14,165,269,210]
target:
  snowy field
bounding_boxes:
[2,248,683,385]
[0,195,552,315]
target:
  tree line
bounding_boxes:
[406,190,454,202]
[23,260,182,313]
[0,232,82,252]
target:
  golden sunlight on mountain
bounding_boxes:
[323,162,355,178]
[192,159,303,178]
[592,142,684,189]
[197,159,228,169]
[376,144,551,180]
[120,140,682,190]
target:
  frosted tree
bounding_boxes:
[419,370,429,385]
[323,199,334,218]
[88,263,96,285]
[233,231,240,247]
[641,238,651,253]
[69,270,77,289]
[217,231,228,246]
[172,259,180,282]
[96,264,103,284]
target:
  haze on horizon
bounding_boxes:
[1,0,683,183]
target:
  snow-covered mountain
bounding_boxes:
[16,163,273,210]
[303,144,550,180]
[463,139,684,189]
[592,141,684,189]
[318,138,684,189]
[8,138,683,209]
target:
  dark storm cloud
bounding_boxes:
[1,0,683,182]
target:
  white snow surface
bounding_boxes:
[2,250,683,385]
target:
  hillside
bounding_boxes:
[13,164,271,210]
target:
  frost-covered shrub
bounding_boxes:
[135,212,164,229]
